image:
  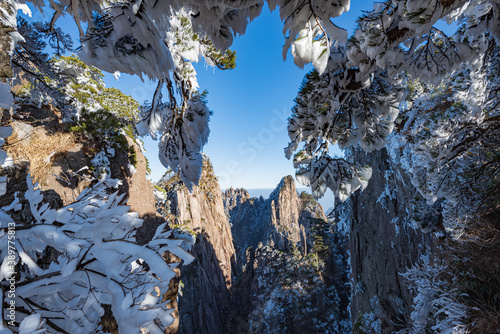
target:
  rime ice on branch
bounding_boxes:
[5,0,500,201]
[0,176,194,333]
[286,0,500,201]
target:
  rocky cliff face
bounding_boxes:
[159,160,237,334]
[0,104,172,333]
[1,107,157,219]
[223,176,350,333]
[218,150,443,333]
[4,106,442,333]
[337,148,438,332]
[158,172,351,333]
[224,176,326,254]
[3,105,442,333]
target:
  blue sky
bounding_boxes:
[100,2,376,191]
[19,0,377,209]
[17,0,462,212]
[23,0,457,207]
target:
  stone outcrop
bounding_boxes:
[0,106,160,252]
[112,136,156,215]
[222,176,350,333]
[158,173,350,333]
[162,161,237,334]
[267,176,302,249]
[222,187,250,212]
[224,175,328,254]
[337,148,438,332]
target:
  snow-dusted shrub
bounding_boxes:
[70,108,140,181]
[399,261,468,334]
[0,175,193,333]
[90,150,111,181]
[386,37,500,236]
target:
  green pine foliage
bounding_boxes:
[69,108,137,167]
[57,54,140,120]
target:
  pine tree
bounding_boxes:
[2,0,355,190]
[3,0,500,219]
[0,175,194,332]
[286,0,500,203]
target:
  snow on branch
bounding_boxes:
[399,260,468,334]
[285,53,402,200]
[295,154,372,201]
[0,175,193,333]
[286,0,500,201]
[275,0,350,73]
[386,37,500,234]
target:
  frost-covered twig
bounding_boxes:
[0,175,194,333]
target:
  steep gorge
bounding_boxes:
[158,167,350,333]
[158,151,445,333]
[165,163,236,334]
[0,106,444,333]
[224,176,350,333]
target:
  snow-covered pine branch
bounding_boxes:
[387,36,500,235]
[287,0,500,202]
[0,175,193,333]
[6,0,357,191]
[11,18,72,113]
[295,154,372,201]
[285,50,402,200]
[0,0,21,167]
[6,0,500,202]
[346,0,491,83]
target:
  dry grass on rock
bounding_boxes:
[5,128,75,184]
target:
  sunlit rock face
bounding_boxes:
[163,161,237,334]
[223,175,351,333]
[164,152,438,333]
[224,175,325,253]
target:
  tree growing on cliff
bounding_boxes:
[2,0,499,203]
[10,17,73,114]
[15,53,144,182]
[286,0,500,202]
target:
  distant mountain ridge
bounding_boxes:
[222,175,350,333]
[224,186,335,214]
[223,177,327,252]
[155,169,350,333]
[154,156,441,333]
